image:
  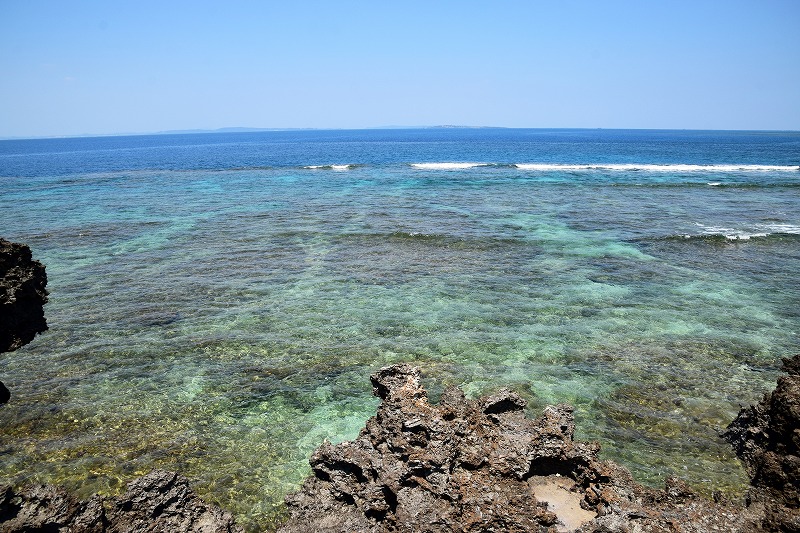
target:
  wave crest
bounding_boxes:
[303,164,355,171]
[410,162,492,170]
[514,163,799,172]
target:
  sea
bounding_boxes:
[1,128,798,531]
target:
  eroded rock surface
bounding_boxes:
[0,470,242,533]
[279,363,765,533]
[0,238,48,353]
[724,354,800,532]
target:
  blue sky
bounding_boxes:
[1,0,799,137]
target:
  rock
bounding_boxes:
[0,470,242,533]
[724,354,800,532]
[0,482,104,532]
[1,238,49,404]
[0,238,48,353]
[279,363,759,533]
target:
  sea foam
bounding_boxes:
[408,162,799,172]
[691,222,800,241]
[410,162,491,170]
[514,164,799,172]
[303,164,353,171]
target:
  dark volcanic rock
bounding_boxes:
[104,470,242,533]
[0,238,48,353]
[0,470,242,533]
[279,363,758,533]
[724,354,800,532]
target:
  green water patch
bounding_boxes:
[0,345,381,531]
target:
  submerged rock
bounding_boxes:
[0,470,242,533]
[0,238,48,353]
[724,354,800,532]
[279,363,766,533]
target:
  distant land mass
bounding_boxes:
[154,125,490,135]
[0,125,504,141]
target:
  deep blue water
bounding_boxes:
[1,128,799,531]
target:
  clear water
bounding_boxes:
[1,129,799,531]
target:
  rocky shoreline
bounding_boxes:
[1,238,798,532]
[276,359,799,532]
[2,359,797,532]
[0,470,241,533]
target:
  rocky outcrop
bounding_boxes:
[0,470,242,533]
[724,354,800,532]
[1,238,49,404]
[0,238,48,353]
[278,363,764,533]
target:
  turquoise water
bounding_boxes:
[1,129,799,531]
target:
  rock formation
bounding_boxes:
[0,470,242,533]
[278,363,769,533]
[0,238,48,353]
[724,355,800,532]
[0,238,49,404]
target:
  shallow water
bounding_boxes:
[1,129,799,530]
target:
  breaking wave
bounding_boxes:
[408,162,799,173]
[513,163,799,172]
[656,223,800,243]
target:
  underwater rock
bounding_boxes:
[278,363,761,533]
[0,238,48,353]
[0,470,242,533]
[724,354,800,532]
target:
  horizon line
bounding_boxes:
[2,125,800,141]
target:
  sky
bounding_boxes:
[1,0,799,138]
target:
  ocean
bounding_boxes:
[1,128,798,531]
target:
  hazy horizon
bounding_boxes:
[5,124,800,143]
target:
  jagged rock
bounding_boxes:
[279,363,762,533]
[0,483,105,532]
[724,354,800,532]
[0,238,48,353]
[0,470,242,533]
